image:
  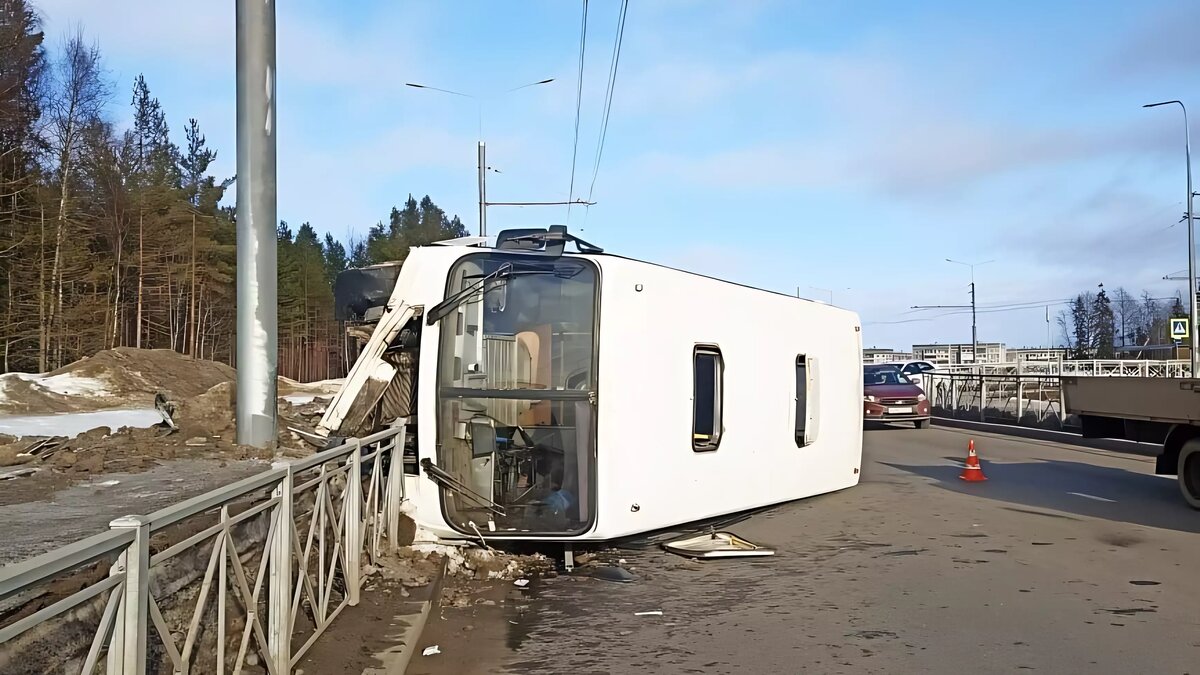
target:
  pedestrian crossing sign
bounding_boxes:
[1171,318,1189,340]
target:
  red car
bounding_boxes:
[863,364,930,428]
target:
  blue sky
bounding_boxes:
[37,0,1200,350]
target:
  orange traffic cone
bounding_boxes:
[959,439,987,482]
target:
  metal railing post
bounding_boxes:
[346,440,363,606]
[979,375,988,422]
[107,516,149,675]
[386,421,408,551]
[268,463,293,674]
[1016,359,1025,422]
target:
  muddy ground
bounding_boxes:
[0,348,342,561]
[298,545,555,674]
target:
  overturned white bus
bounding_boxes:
[318,226,864,544]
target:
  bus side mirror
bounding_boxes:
[470,419,497,459]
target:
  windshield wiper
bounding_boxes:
[426,263,513,325]
[420,458,506,516]
[425,262,583,325]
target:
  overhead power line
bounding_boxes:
[586,0,629,205]
[867,295,1182,327]
[566,0,589,221]
[868,299,1074,326]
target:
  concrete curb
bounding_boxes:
[931,417,1160,458]
[364,555,448,675]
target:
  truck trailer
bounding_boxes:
[1063,376,1200,508]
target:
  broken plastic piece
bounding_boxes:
[662,531,776,559]
[422,645,441,657]
[634,610,663,616]
[590,565,635,583]
[154,392,178,433]
[513,579,529,587]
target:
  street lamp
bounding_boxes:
[945,258,994,365]
[806,286,849,305]
[1144,100,1196,376]
[406,78,555,237]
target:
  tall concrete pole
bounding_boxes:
[235,0,278,447]
[478,141,487,237]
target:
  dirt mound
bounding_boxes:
[72,347,236,396]
[0,348,236,415]
[3,383,327,484]
[0,348,342,417]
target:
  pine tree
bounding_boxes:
[0,0,46,372]
[348,238,370,268]
[322,233,348,285]
[181,118,216,207]
[0,10,468,380]
[1070,294,1090,359]
[365,195,468,265]
[1091,285,1115,359]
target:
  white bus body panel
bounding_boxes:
[585,256,862,540]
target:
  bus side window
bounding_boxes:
[796,355,819,446]
[693,346,723,451]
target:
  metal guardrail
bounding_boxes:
[934,359,1191,378]
[0,421,410,674]
[925,372,1073,430]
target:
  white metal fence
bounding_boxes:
[0,422,409,674]
[933,359,1190,378]
[925,373,1071,429]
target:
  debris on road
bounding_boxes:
[154,392,178,432]
[590,565,636,583]
[422,645,442,657]
[634,610,663,617]
[662,530,776,559]
[0,467,37,480]
[513,579,529,587]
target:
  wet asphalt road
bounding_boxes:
[410,424,1200,675]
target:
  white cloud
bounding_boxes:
[37,0,233,71]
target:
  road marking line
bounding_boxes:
[1067,492,1116,503]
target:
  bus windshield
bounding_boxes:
[435,252,598,536]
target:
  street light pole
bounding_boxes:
[1144,100,1195,376]
[407,79,554,238]
[945,259,993,364]
[808,286,850,305]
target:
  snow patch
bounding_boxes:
[8,372,111,397]
[0,408,161,439]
